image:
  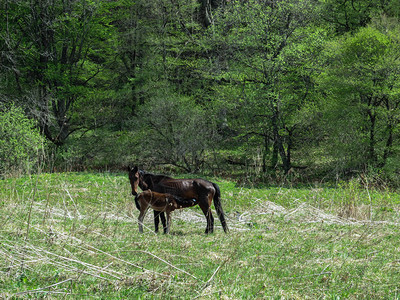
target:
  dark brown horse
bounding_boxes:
[128,166,229,234]
[135,190,197,234]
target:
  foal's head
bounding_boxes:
[128,166,140,196]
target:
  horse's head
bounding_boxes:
[128,166,140,196]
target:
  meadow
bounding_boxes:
[1,172,400,299]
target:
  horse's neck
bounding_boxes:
[145,174,171,188]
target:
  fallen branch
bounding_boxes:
[202,265,222,288]
[137,250,200,281]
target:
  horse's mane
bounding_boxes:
[140,170,173,181]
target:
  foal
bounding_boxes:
[135,190,197,234]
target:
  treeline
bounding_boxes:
[1,0,400,184]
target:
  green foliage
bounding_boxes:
[318,21,400,175]
[0,104,46,176]
[0,0,118,146]
[54,129,140,171]
[135,85,218,172]
[205,0,323,174]
[1,0,400,184]
[317,0,399,33]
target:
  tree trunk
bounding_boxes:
[262,133,269,173]
[271,106,292,174]
[367,109,377,164]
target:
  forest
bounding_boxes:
[1,0,400,184]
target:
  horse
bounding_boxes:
[134,190,198,234]
[128,166,229,234]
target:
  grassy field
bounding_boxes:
[1,172,400,299]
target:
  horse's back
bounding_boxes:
[157,177,215,198]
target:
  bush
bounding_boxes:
[0,104,46,176]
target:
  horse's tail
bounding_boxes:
[212,182,229,233]
[134,194,141,210]
[174,195,197,208]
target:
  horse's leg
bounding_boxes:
[154,211,167,233]
[153,210,160,233]
[160,212,167,234]
[198,195,214,234]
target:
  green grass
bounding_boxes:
[1,172,400,298]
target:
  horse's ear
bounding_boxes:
[127,165,139,173]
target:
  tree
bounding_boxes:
[317,0,400,34]
[0,0,116,146]
[198,0,226,27]
[206,0,322,174]
[318,18,400,173]
[136,86,218,172]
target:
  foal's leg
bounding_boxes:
[138,208,149,233]
[165,211,172,234]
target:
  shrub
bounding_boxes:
[0,104,46,176]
